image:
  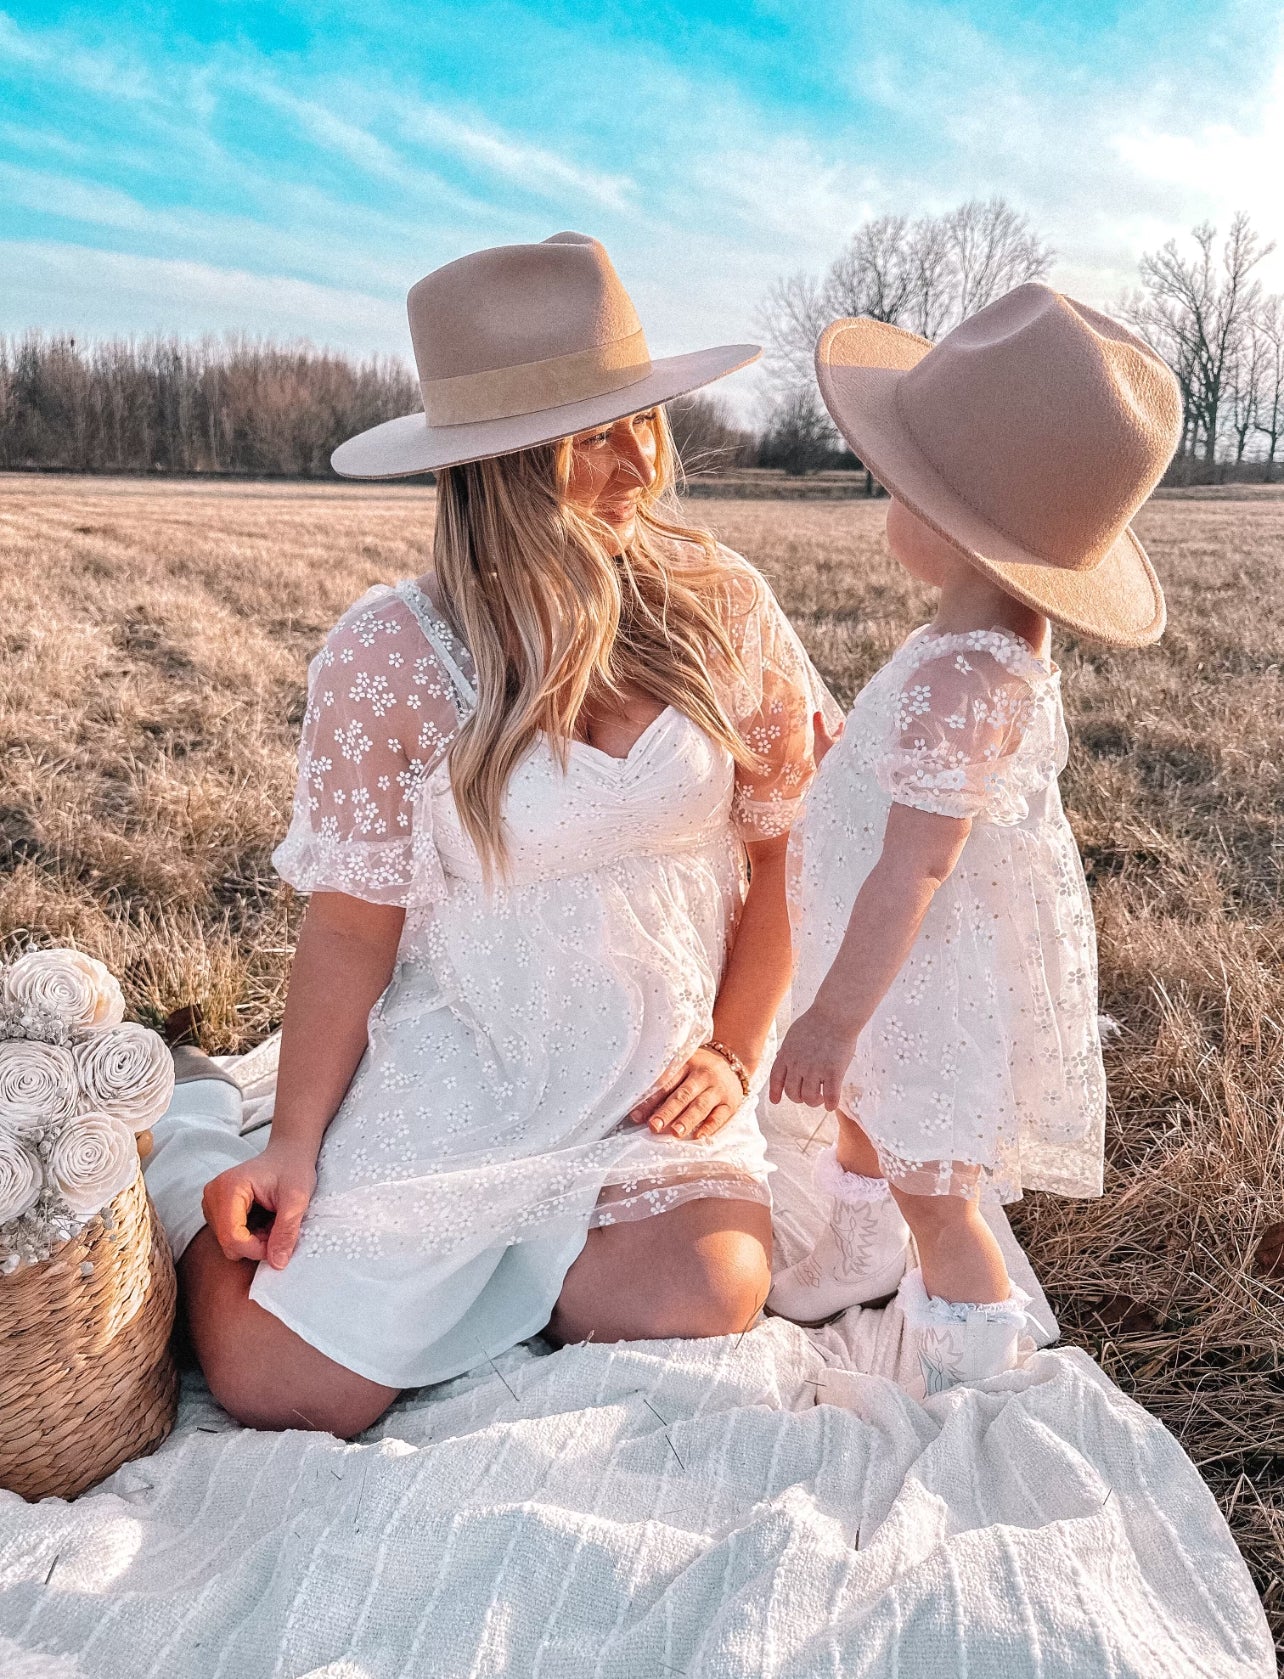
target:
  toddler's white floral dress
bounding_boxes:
[255,548,839,1386]
[789,626,1105,1204]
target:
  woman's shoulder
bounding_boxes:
[305,581,474,735]
[316,583,417,662]
[315,580,468,677]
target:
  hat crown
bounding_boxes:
[408,232,647,387]
[898,283,1182,570]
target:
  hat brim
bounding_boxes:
[815,318,1166,649]
[331,343,761,478]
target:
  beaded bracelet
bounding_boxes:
[702,1038,751,1099]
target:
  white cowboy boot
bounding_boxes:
[896,1267,1034,1399]
[768,1146,913,1326]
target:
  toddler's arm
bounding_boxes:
[769,803,970,1109]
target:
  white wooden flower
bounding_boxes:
[46,1111,138,1217]
[0,1040,79,1139]
[4,950,126,1033]
[0,1131,44,1225]
[73,1024,175,1135]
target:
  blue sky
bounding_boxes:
[2,0,1282,418]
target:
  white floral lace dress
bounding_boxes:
[255,549,839,1387]
[789,626,1105,1205]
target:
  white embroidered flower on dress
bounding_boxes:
[334,718,373,764]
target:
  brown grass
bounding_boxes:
[2,473,1282,1646]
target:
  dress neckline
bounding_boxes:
[568,704,678,767]
[900,623,1058,681]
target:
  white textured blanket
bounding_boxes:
[0,1069,1272,1677]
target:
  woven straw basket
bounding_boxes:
[0,1168,178,1501]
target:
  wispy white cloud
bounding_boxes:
[392,98,636,215]
[0,240,405,352]
[246,80,408,181]
[0,161,154,233]
[0,10,156,104]
[1,0,1282,429]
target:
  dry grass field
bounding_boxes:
[2,473,1283,1647]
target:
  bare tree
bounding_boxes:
[0,332,420,476]
[666,392,755,476]
[825,214,918,324]
[946,198,1054,321]
[758,197,1053,398]
[1253,295,1284,481]
[758,388,842,477]
[1227,322,1266,464]
[754,271,830,393]
[1126,214,1275,470]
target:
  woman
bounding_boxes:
[167,233,841,1436]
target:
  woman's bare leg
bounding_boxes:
[182,1194,771,1427]
[548,1195,772,1346]
[179,1228,399,1437]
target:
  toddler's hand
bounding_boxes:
[769,1005,858,1110]
[813,709,844,765]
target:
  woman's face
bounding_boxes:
[565,408,659,546]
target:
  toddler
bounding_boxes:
[769,283,1181,1395]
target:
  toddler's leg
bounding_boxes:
[833,1110,883,1177]
[767,1110,912,1325]
[889,1188,1008,1303]
[891,1183,1031,1398]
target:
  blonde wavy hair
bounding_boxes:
[433,406,758,875]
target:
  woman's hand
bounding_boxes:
[628,1046,748,1142]
[769,1003,860,1111]
[201,1140,319,1270]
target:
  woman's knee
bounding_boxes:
[551,1206,771,1344]
[204,1363,385,1439]
[646,1229,772,1340]
[654,1249,765,1336]
[179,1228,394,1437]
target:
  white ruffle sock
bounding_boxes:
[768,1146,913,1326]
[896,1266,1034,1400]
[143,1053,266,1262]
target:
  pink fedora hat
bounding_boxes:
[332,231,760,478]
[815,283,1183,647]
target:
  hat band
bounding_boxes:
[421,329,653,428]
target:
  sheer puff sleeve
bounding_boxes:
[710,549,845,841]
[874,630,1061,824]
[272,586,465,907]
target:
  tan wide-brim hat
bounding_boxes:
[815,284,1183,647]
[332,231,760,477]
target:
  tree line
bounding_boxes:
[0,335,422,477]
[1,202,1278,481]
[759,198,1282,482]
[0,329,759,480]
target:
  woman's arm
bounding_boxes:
[769,802,971,1109]
[631,832,793,1140]
[202,891,404,1268]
